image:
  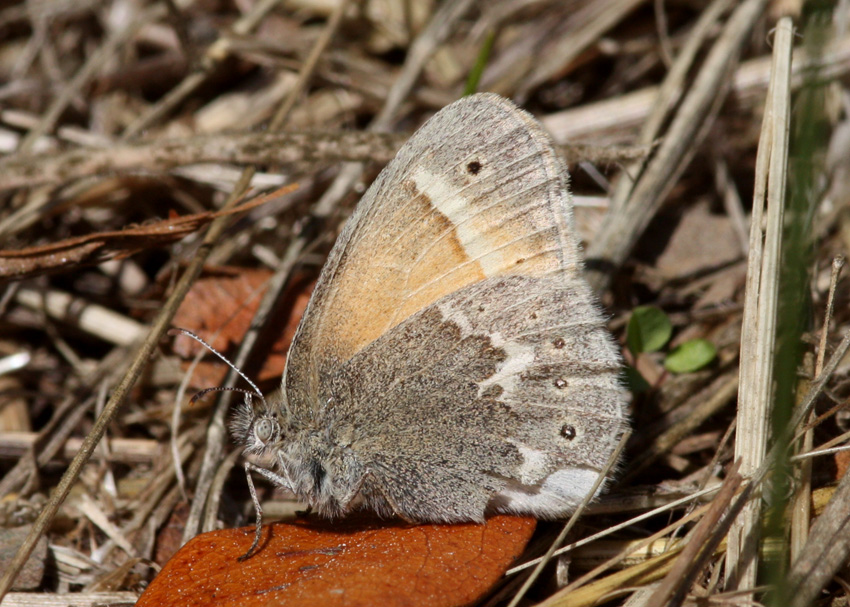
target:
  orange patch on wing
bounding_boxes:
[325,188,486,360]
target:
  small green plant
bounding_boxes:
[627,305,672,355]
[625,305,717,388]
[664,338,716,373]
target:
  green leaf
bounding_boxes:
[664,339,717,373]
[627,306,672,355]
[622,366,650,393]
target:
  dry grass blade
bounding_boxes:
[644,466,743,607]
[0,30,305,603]
[790,257,843,561]
[627,371,739,478]
[725,17,794,598]
[536,494,723,606]
[517,0,646,97]
[505,484,723,576]
[0,591,138,605]
[786,452,850,607]
[0,132,407,192]
[0,247,200,598]
[0,184,260,599]
[310,0,478,219]
[15,5,166,154]
[541,33,850,144]
[0,134,650,193]
[12,288,145,345]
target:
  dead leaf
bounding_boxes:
[655,201,743,280]
[171,267,314,387]
[137,515,535,607]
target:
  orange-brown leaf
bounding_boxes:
[137,515,535,607]
[171,267,314,386]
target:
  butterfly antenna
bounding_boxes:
[169,327,268,408]
[190,386,260,406]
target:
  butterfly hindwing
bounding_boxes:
[326,275,626,521]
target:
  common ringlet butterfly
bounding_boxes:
[224,93,628,551]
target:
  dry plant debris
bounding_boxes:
[1,1,850,606]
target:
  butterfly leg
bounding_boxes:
[239,462,293,560]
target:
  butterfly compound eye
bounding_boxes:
[254,417,277,445]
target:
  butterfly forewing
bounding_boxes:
[284,94,585,410]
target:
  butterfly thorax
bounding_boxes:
[230,392,366,518]
[275,426,365,517]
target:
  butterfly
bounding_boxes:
[225,93,628,552]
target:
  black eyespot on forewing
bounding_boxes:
[466,160,482,175]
